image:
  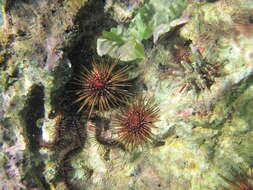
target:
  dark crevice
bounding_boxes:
[54,115,87,189]
[51,0,117,115]
[46,1,123,189]
[20,84,49,189]
[68,0,116,71]
[21,84,45,151]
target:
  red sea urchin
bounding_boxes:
[113,97,160,150]
[74,60,132,117]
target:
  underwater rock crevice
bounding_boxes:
[53,115,87,189]
[19,84,50,190]
[31,1,118,187]
[20,84,45,152]
[68,0,116,71]
[51,0,118,115]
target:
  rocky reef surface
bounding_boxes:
[1,0,253,189]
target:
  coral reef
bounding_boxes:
[0,0,253,189]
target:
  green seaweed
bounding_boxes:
[97,0,188,61]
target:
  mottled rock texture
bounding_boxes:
[1,0,253,189]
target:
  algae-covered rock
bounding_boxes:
[1,0,253,189]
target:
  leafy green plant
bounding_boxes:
[97,0,188,61]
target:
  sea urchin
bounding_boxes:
[74,60,132,117]
[161,44,221,94]
[113,97,159,150]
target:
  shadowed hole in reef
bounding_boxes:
[20,84,49,189]
[48,1,117,189]
[21,84,44,151]
[51,0,117,114]
[68,0,116,72]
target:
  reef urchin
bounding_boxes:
[74,60,132,117]
[112,97,159,150]
[161,44,221,94]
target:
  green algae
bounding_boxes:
[97,0,188,61]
